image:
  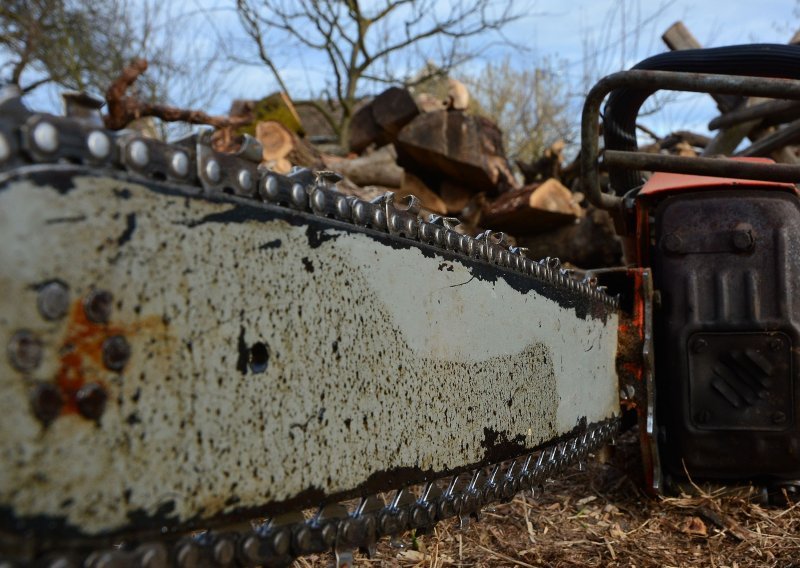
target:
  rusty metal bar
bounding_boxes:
[736,118,800,157]
[582,70,800,211]
[708,99,800,130]
[603,150,800,183]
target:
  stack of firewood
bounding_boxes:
[104,21,800,270]
[218,81,621,268]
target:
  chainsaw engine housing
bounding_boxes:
[649,180,800,481]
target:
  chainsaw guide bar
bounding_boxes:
[0,91,621,566]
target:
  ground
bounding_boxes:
[300,431,800,567]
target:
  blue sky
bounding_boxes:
[13,0,799,138]
[209,0,798,137]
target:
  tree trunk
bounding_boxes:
[395,110,518,194]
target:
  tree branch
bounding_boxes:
[104,58,248,130]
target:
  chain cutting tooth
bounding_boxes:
[384,192,421,239]
[378,489,415,537]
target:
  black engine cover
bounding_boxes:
[654,188,800,481]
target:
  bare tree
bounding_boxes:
[235,0,525,146]
[465,57,574,165]
[0,0,225,137]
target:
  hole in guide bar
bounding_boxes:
[249,342,269,373]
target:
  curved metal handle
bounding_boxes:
[581,45,800,209]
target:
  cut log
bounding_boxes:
[447,78,470,111]
[256,121,293,162]
[482,178,582,236]
[323,145,404,188]
[231,92,304,136]
[254,120,324,170]
[416,93,447,113]
[395,110,518,194]
[372,87,420,139]
[348,102,383,154]
[348,87,420,153]
[398,172,447,214]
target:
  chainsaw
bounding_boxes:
[2,44,800,567]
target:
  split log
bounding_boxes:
[323,145,404,188]
[395,110,518,194]
[254,120,324,171]
[348,103,384,154]
[349,87,420,153]
[482,178,583,236]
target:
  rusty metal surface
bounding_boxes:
[602,151,800,183]
[653,189,800,481]
[581,66,800,212]
[0,167,620,538]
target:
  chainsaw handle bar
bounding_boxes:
[582,45,800,212]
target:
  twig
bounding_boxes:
[472,543,538,568]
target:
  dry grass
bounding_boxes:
[300,432,800,567]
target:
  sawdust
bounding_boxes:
[299,431,800,567]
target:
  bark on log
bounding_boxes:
[348,87,420,153]
[482,178,582,236]
[395,110,518,194]
[348,103,383,154]
[323,145,404,188]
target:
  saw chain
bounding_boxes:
[0,89,621,567]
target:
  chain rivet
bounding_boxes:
[262,175,279,200]
[171,152,189,178]
[87,131,111,159]
[8,330,43,372]
[205,159,221,183]
[102,335,131,371]
[0,133,10,162]
[76,382,108,420]
[37,280,70,321]
[33,121,58,153]
[30,382,63,425]
[238,170,253,192]
[84,289,114,323]
[287,182,304,207]
[129,140,149,167]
